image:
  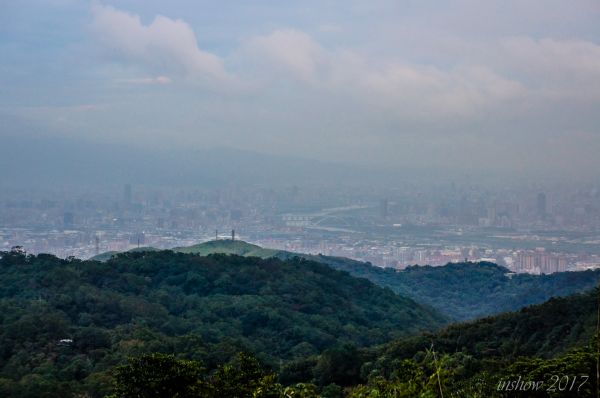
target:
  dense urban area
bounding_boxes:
[3,182,600,274]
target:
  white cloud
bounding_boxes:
[71,3,600,175]
[90,3,229,83]
[239,27,600,125]
[91,5,593,121]
[241,29,526,118]
[499,37,600,99]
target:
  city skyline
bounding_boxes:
[3,2,600,396]
[3,181,600,274]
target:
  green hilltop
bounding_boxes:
[92,239,600,321]
[173,239,284,258]
[3,244,600,396]
[90,239,284,261]
[0,249,446,396]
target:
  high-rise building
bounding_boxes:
[487,204,497,225]
[380,199,389,219]
[63,212,74,229]
[517,253,535,272]
[558,257,568,272]
[124,184,132,208]
[536,192,547,220]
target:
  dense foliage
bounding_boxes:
[0,250,444,397]
[3,246,599,397]
[277,288,599,396]
[372,288,597,371]
[344,345,597,397]
[94,240,600,321]
[108,352,283,398]
[341,288,599,397]
[316,257,600,321]
[107,342,600,397]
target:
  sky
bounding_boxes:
[1,0,600,182]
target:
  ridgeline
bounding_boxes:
[93,239,600,321]
[0,249,445,397]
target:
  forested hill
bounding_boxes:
[196,241,600,321]
[62,288,600,397]
[380,288,597,364]
[304,288,600,396]
[0,250,445,397]
[94,240,600,321]
[335,260,600,321]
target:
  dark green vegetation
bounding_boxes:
[336,260,600,321]
[341,288,600,397]
[89,247,160,262]
[107,289,600,397]
[107,352,326,398]
[214,241,600,321]
[95,240,600,321]
[372,288,598,375]
[0,249,444,397]
[3,245,599,397]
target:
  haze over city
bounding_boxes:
[2,0,600,273]
[2,0,600,185]
[4,2,600,397]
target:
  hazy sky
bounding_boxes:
[1,1,600,181]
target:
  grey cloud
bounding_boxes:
[3,1,600,183]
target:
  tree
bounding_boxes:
[109,353,207,398]
[209,352,280,398]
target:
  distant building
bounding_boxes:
[63,212,74,229]
[380,199,389,219]
[487,204,497,225]
[537,192,547,220]
[230,209,243,221]
[124,184,132,208]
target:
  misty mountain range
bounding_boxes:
[1,119,379,189]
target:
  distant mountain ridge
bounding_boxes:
[91,239,600,321]
[0,123,381,189]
